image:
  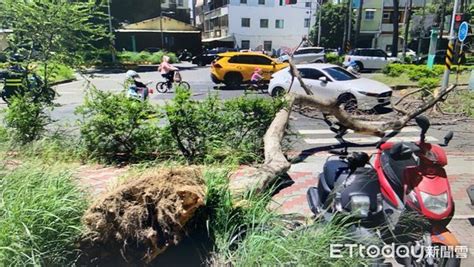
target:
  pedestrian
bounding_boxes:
[158,55,178,89]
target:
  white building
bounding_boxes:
[195,0,317,53]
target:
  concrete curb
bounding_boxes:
[50,78,76,86]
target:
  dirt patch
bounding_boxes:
[79,166,206,265]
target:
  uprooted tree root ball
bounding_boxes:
[79,167,206,264]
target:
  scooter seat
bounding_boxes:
[381,146,418,199]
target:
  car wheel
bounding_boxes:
[314,60,323,63]
[355,61,364,71]
[198,60,206,66]
[224,73,242,89]
[271,86,286,97]
[337,94,358,113]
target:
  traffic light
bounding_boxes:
[454,13,466,31]
[285,0,297,4]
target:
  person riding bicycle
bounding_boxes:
[158,55,178,89]
[125,70,149,101]
[250,67,264,87]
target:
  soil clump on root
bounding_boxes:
[79,167,205,265]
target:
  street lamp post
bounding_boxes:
[160,11,175,50]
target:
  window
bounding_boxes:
[305,2,311,7]
[304,18,310,28]
[365,10,375,20]
[241,18,250,27]
[258,0,265,4]
[241,40,250,49]
[229,55,271,65]
[254,55,272,65]
[240,0,247,4]
[275,19,284,29]
[294,48,324,55]
[373,49,388,57]
[178,0,184,6]
[323,67,357,81]
[260,19,269,28]
[298,68,325,80]
[263,41,272,51]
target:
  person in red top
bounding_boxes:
[158,55,178,89]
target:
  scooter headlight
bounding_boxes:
[420,191,448,214]
[350,195,371,218]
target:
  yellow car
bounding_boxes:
[210,52,288,88]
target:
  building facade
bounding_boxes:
[111,0,191,24]
[195,0,317,52]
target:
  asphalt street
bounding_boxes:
[0,62,473,154]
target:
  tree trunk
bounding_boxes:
[391,0,400,57]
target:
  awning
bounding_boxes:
[116,29,201,34]
[202,35,234,43]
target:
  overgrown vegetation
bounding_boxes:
[76,88,163,163]
[76,87,285,164]
[204,169,367,266]
[383,63,444,81]
[118,51,179,64]
[0,163,88,266]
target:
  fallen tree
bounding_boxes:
[229,60,457,198]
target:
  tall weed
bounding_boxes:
[0,164,87,266]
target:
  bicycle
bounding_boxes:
[244,79,266,94]
[156,71,190,93]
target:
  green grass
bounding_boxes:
[204,168,368,266]
[369,72,470,87]
[0,163,88,266]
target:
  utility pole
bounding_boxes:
[107,0,116,63]
[354,0,363,47]
[347,0,352,51]
[441,0,460,91]
[402,0,413,60]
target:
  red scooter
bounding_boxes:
[374,116,460,266]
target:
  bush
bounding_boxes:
[76,88,163,163]
[164,88,285,164]
[325,53,343,65]
[3,94,52,144]
[117,51,178,64]
[418,77,440,90]
[407,65,438,81]
[0,164,87,266]
[383,63,406,77]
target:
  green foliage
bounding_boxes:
[407,65,439,81]
[118,51,179,64]
[76,88,163,163]
[312,3,353,49]
[383,63,406,77]
[3,94,52,144]
[0,163,87,266]
[164,88,285,164]
[418,77,440,89]
[204,168,367,266]
[325,53,343,65]
[36,62,75,83]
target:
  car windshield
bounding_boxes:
[323,67,358,81]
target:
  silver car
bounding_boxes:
[279,47,326,64]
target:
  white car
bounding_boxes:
[343,48,399,71]
[278,47,326,64]
[268,63,392,111]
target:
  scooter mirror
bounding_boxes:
[415,115,430,135]
[443,131,454,146]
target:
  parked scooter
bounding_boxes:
[307,115,460,266]
[374,116,460,266]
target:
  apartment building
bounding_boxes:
[195,0,317,52]
[356,0,432,51]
